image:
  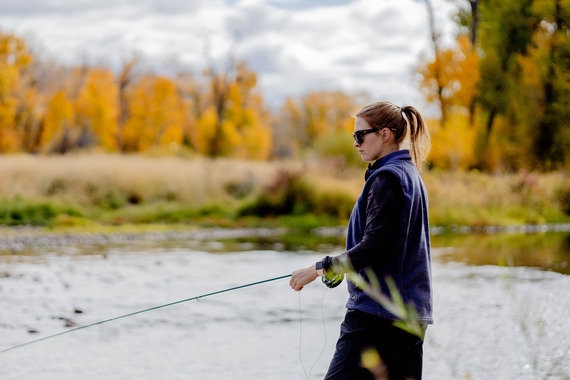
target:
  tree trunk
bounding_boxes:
[425,0,447,124]
[469,0,479,46]
[534,0,561,169]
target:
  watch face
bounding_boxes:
[316,261,324,270]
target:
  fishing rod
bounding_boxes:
[0,274,292,354]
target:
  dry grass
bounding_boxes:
[0,153,568,227]
[0,154,300,207]
[423,170,570,226]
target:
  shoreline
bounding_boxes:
[1,223,570,253]
[0,226,285,253]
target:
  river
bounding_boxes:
[0,230,569,379]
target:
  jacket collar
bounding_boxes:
[365,150,411,180]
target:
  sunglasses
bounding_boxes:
[352,127,397,144]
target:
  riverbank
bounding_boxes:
[1,154,569,229]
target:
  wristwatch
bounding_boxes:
[315,261,326,276]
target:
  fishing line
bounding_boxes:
[0,274,292,354]
[298,288,329,380]
[309,288,329,377]
[299,293,308,380]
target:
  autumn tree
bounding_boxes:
[116,57,139,151]
[75,68,119,150]
[521,0,570,169]
[418,35,480,170]
[0,31,32,152]
[274,97,304,158]
[276,91,361,165]
[174,71,201,151]
[420,0,570,171]
[193,58,271,160]
[223,62,271,160]
[469,0,570,170]
[424,0,447,123]
[475,1,538,163]
[120,75,185,152]
[41,90,74,152]
[418,35,480,121]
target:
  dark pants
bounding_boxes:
[324,309,425,380]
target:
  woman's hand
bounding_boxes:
[289,265,319,291]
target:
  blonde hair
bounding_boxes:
[355,101,431,169]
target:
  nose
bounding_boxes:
[354,139,360,148]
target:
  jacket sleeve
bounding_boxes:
[323,171,404,273]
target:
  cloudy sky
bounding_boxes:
[0,0,460,111]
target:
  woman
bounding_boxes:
[290,101,433,380]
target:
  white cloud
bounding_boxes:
[0,0,459,112]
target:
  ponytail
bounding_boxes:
[401,105,431,170]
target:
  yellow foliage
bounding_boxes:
[236,108,272,160]
[0,34,31,67]
[483,116,520,170]
[194,106,219,155]
[197,62,272,159]
[42,91,74,147]
[418,35,480,117]
[151,77,184,148]
[121,76,184,152]
[0,64,18,98]
[76,69,119,150]
[160,125,183,150]
[280,91,358,153]
[0,99,20,152]
[0,32,32,152]
[226,64,272,160]
[221,120,242,153]
[0,94,18,151]
[236,61,257,91]
[302,92,355,139]
[428,112,476,170]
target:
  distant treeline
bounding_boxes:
[421,0,570,171]
[0,0,569,171]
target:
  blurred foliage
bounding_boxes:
[0,200,81,226]
[273,91,363,158]
[238,169,355,219]
[0,34,272,160]
[0,33,364,165]
[423,169,570,227]
[0,155,567,228]
[419,0,570,171]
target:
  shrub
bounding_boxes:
[85,183,127,209]
[0,200,82,226]
[239,170,304,216]
[239,169,354,219]
[555,181,570,216]
[225,179,255,199]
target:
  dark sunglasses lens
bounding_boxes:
[354,132,363,144]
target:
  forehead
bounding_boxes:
[354,116,371,131]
